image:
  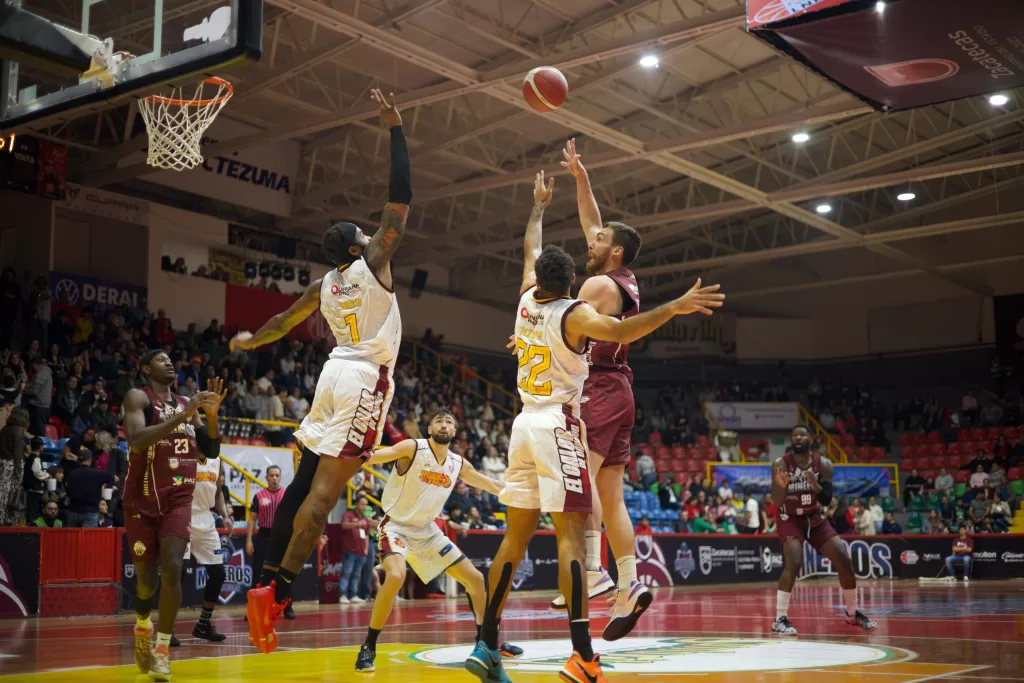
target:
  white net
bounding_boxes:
[138,77,233,171]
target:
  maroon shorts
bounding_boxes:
[581,371,635,468]
[125,504,192,564]
[776,513,838,553]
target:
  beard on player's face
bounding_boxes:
[586,247,609,274]
[431,431,452,445]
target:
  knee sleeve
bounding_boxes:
[203,563,226,603]
[265,448,320,570]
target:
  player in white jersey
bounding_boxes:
[230,89,413,654]
[171,450,231,647]
[467,172,725,683]
[351,410,522,672]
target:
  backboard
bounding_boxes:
[1,0,262,130]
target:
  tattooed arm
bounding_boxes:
[364,203,409,291]
[229,279,322,352]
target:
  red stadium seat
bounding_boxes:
[655,458,671,472]
[914,444,932,458]
[921,469,937,480]
[870,447,886,461]
[696,435,710,448]
[899,457,914,471]
[675,471,687,484]
[898,433,913,446]
[901,446,916,459]
[687,448,702,460]
[929,442,946,456]
[926,431,942,444]
[841,433,856,447]
[655,445,670,459]
[977,440,992,453]
[946,442,961,456]
[649,432,662,444]
[44,424,58,440]
[853,446,867,461]
[1008,467,1024,482]
[930,455,946,469]
[1004,426,1020,440]
[671,446,686,458]
[947,455,963,469]
[914,457,930,470]
[686,460,701,473]
[957,429,971,442]
[704,447,718,460]
[955,469,971,483]
[971,428,987,441]
[961,441,976,454]
[670,458,685,472]
[912,433,926,445]
[986,427,1002,440]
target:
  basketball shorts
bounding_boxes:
[377,518,465,583]
[500,404,592,514]
[777,512,838,552]
[294,358,394,460]
[184,512,221,565]
[125,504,191,564]
[580,371,635,468]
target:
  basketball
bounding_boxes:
[522,66,568,113]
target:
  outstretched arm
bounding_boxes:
[521,170,554,296]
[363,89,411,290]
[229,279,322,352]
[364,438,417,467]
[561,138,602,243]
[459,461,502,496]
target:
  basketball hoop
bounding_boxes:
[138,77,233,171]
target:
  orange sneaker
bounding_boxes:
[246,582,289,654]
[560,651,608,683]
[133,624,153,673]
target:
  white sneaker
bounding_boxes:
[602,580,652,641]
[963,576,970,583]
[772,616,798,635]
[339,596,351,604]
[350,596,366,604]
[550,568,615,609]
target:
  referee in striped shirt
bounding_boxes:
[245,466,294,618]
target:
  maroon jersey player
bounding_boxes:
[122,350,224,681]
[770,425,876,635]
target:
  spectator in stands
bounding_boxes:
[692,509,719,534]
[969,491,990,525]
[0,367,20,405]
[934,468,954,495]
[717,479,733,502]
[743,489,760,534]
[867,496,884,533]
[989,493,1010,533]
[64,450,115,528]
[819,407,836,432]
[676,510,692,533]
[537,512,555,531]
[831,498,851,534]
[658,474,682,511]
[285,387,309,421]
[937,494,955,522]
[447,481,474,515]
[922,509,940,534]
[381,410,406,446]
[945,527,973,580]
[968,464,989,495]
[0,406,28,526]
[760,494,776,534]
[31,500,63,528]
[22,356,52,437]
[904,468,926,507]
[882,512,901,534]
[90,397,117,435]
[97,499,114,528]
[53,374,81,423]
[855,501,875,535]
[961,391,979,425]
[23,437,48,522]
[634,449,657,489]
[635,516,653,536]
[987,462,1007,498]
[468,487,498,527]
[338,497,371,604]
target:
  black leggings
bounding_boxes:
[260,448,320,582]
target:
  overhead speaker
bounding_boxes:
[244,261,257,278]
[258,262,271,278]
[298,268,310,286]
[409,268,428,300]
[277,237,297,260]
[270,263,283,280]
[283,265,295,282]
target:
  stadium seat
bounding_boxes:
[687,448,702,460]
[856,446,870,461]
[898,433,913,446]
[899,457,914,471]
[1004,426,1020,440]
[912,444,929,458]
[911,496,929,512]
[696,435,709,447]
[675,471,687,483]
[946,442,961,456]
[1011,480,1024,497]
[671,446,686,458]
[977,440,992,453]
[704,447,718,460]
[927,492,941,508]
[914,457,930,470]
[930,455,946,469]
[926,431,942,444]
[670,458,685,472]
[686,460,701,473]
[955,482,967,498]
[649,432,662,444]
[655,445,670,459]
[986,427,1002,440]
[957,429,971,442]
[955,469,970,483]
[901,446,916,459]
[841,433,856,447]
[656,457,671,472]
[947,455,963,469]
[961,441,976,454]
[44,424,58,440]
[870,447,886,461]
[921,469,937,481]
[929,442,946,456]
[1008,466,1023,481]
[881,497,896,513]
[907,512,923,531]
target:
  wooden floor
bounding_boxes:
[2,581,1022,681]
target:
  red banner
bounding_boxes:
[224,283,333,344]
[36,141,68,200]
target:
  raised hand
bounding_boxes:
[802,469,822,493]
[671,278,726,316]
[371,88,402,128]
[507,334,517,354]
[201,377,227,416]
[533,170,554,207]
[229,331,253,353]
[774,467,790,490]
[185,391,218,417]
[560,137,586,179]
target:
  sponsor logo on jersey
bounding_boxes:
[338,297,363,311]
[124,563,135,578]
[168,458,179,470]
[439,543,454,558]
[419,470,452,489]
[347,387,386,450]
[196,470,218,483]
[554,426,588,495]
[520,307,545,326]
[330,283,361,297]
[900,550,919,565]
[172,476,197,487]
[674,543,695,580]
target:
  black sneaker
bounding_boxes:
[193,622,228,642]
[283,603,296,620]
[355,644,376,672]
[499,641,523,659]
[771,616,798,635]
[169,634,181,648]
[846,610,877,631]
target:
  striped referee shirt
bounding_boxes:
[251,487,286,531]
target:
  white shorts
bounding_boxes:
[184,512,221,565]
[293,358,394,459]
[378,518,465,583]
[500,405,592,514]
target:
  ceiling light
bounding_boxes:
[989,93,1009,106]
[791,132,810,143]
[815,203,832,214]
[897,192,916,201]
[638,54,660,69]
[875,1,885,12]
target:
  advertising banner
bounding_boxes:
[49,271,148,313]
[710,463,893,497]
[0,532,41,617]
[62,182,150,225]
[704,402,800,431]
[36,141,68,200]
[221,444,296,504]
[225,284,334,344]
[632,313,736,359]
[460,532,560,593]
[750,0,1024,111]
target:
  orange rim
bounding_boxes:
[142,76,233,107]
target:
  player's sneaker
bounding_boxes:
[283,603,296,619]
[771,616,798,635]
[148,644,172,682]
[846,610,877,631]
[246,582,288,654]
[550,568,615,609]
[134,624,154,673]
[465,640,512,683]
[560,651,608,683]
[603,580,653,641]
[355,644,376,672]
[193,622,227,642]
[169,634,180,648]
[499,641,524,659]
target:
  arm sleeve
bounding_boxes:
[388,127,412,204]
[816,480,834,506]
[194,429,220,460]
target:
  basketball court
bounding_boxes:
[1,582,1021,681]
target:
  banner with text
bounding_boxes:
[62,182,149,225]
[461,532,560,593]
[704,402,799,431]
[221,444,295,504]
[224,283,334,343]
[710,464,893,497]
[0,532,41,617]
[49,271,148,313]
[631,313,736,359]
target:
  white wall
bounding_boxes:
[396,290,509,352]
[53,208,147,286]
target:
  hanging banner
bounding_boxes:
[62,182,150,225]
[704,402,799,431]
[220,444,295,503]
[37,140,68,200]
[49,271,148,312]
[632,313,736,359]
[709,463,894,497]
[749,0,1024,111]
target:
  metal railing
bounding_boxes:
[797,404,850,464]
[701,401,746,462]
[220,453,267,523]
[403,340,520,416]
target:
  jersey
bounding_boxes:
[320,258,402,368]
[780,451,824,519]
[584,267,639,383]
[514,287,588,411]
[123,388,198,516]
[381,440,464,528]
[191,455,220,516]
